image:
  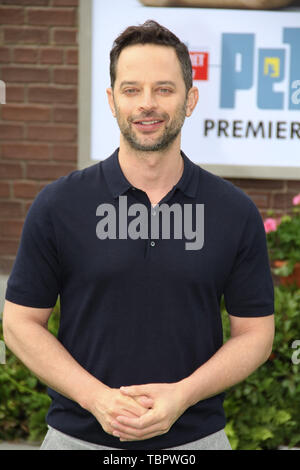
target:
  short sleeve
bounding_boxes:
[223,200,274,317]
[5,185,60,308]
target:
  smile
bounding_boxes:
[138,120,161,125]
[133,120,164,132]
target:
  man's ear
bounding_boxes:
[186,86,199,117]
[106,87,116,117]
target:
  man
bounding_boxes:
[3,20,274,450]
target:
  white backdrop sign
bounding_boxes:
[90,0,300,175]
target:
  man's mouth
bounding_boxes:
[132,119,164,132]
[135,120,162,125]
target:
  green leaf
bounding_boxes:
[252,427,274,441]
[274,410,291,425]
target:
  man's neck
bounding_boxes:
[117,140,184,198]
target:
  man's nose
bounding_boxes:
[138,90,157,112]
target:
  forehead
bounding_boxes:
[115,44,184,84]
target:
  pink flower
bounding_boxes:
[292,193,300,206]
[264,218,278,233]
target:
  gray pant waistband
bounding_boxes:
[40,425,232,450]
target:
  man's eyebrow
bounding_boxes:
[119,81,177,88]
[156,81,176,87]
[119,81,139,89]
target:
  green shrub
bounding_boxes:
[0,288,300,449]
[223,286,300,450]
[0,298,60,443]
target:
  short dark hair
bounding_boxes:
[110,20,193,94]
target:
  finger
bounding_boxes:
[135,395,154,408]
[113,421,166,441]
[122,396,151,417]
[112,420,164,441]
[116,409,140,418]
[120,385,148,397]
[116,409,156,429]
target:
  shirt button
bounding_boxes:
[152,210,156,216]
[150,241,156,247]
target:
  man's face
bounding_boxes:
[107,44,195,152]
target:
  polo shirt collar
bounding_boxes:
[101,148,199,200]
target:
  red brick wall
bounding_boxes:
[226,178,300,221]
[0,1,300,276]
[0,0,78,274]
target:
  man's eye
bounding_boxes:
[124,89,138,94]
[159,88,172,94]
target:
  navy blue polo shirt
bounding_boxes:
[5,148,274,450]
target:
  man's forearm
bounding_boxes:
[4,315,153,437]
[4,319,107,409]
[178,329,273,409]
